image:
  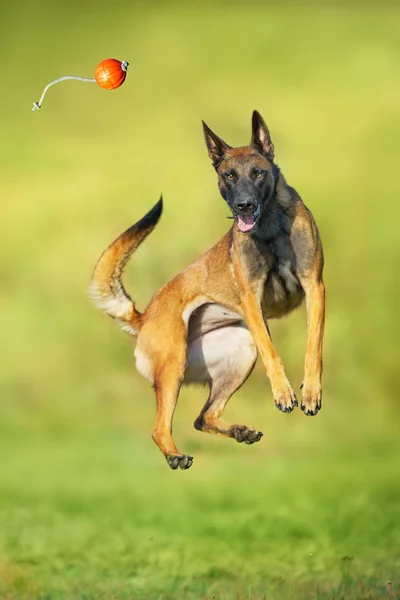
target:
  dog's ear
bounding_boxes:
[251,110,275,161]
[202,121,231,169]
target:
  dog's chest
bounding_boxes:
[259,237,304,318]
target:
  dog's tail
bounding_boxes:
[89,197,163,336]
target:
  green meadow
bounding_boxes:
[0,2,399,598]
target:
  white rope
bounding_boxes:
[32,75,96,112]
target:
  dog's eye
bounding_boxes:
[225,173,234,181]
[255,170,265,179]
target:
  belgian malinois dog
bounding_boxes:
[90,111,325,470]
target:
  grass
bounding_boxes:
[0,1,399,598]
[0,430,399,599]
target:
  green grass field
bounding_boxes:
[0,2,399,598]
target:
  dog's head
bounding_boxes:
[202,111,276,234]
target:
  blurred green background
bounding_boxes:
[0,1,399,598]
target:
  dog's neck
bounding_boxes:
[252,166,294,243]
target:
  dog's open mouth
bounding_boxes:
[236,205,261,233]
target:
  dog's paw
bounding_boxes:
[166,454,194,470]
[273,383,298,414]
[230,425,263,444]
[300,387,322,416]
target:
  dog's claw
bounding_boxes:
[166,454,194,470]
[273,382,297,414]
[275,397,297,413]
[300,389,322,416]
[277,403,292,413]
[230,425,263,444]
[300,403,321,416]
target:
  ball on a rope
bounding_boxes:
[32,58,129,112]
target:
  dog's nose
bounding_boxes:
[235,198,256,214]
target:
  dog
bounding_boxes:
[90,111,325,470]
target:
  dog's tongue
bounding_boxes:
[237,214,255,232]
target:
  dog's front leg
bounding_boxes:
[300,278,325,415]
[240,288,297,413]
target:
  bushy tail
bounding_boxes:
[89,198,163,335]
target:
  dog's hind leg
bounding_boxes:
[153,371,194,471]
[137,322,194,471]
[189,325,263,444]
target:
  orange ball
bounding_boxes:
[94,59,128,90]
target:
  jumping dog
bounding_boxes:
[90,111,325,470]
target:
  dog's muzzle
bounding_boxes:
[235,204,261,233]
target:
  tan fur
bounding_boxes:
[90,112,325,470]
